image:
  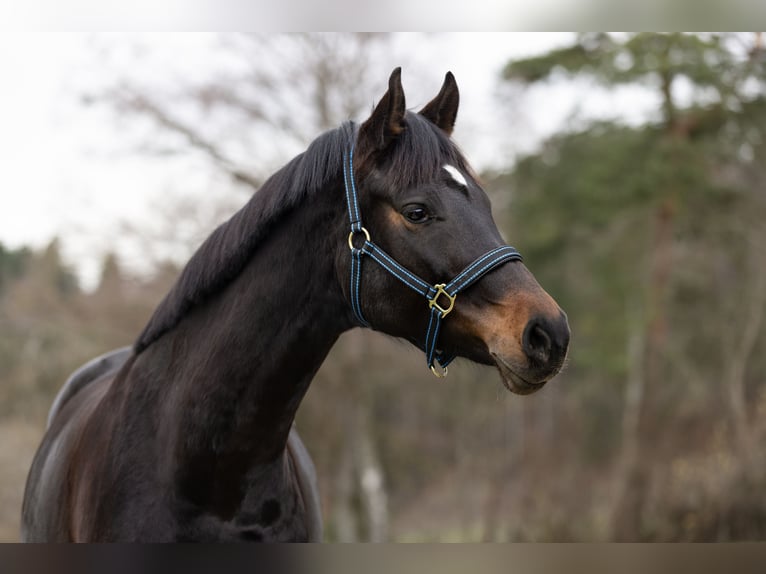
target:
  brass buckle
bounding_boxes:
[347,227,371,250]
[428,284,456,317]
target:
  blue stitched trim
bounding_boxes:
[436,353,455,368]
[448,246,510,288]
[448,249,522,294]
[425,307,437,361]
[348,146,362,226]
[364,243,432,295]
[426,308,443,366]
[343,150,357,228]
[350,249,369,326]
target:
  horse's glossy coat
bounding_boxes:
[22,69,569,542]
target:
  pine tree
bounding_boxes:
[497,33,766,540]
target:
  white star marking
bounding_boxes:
[443,164,467,188]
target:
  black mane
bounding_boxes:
[135,114,469,353]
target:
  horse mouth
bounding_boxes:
[491,353,548,395]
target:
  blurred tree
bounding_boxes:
[498,32,766,540]
[0,242,31,296]
[1,240,79,417]
[96,252,123,297]
[90,34,396,195]
[6,239,79,313]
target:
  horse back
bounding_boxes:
[46,347,132,429]
[21,348,131,541]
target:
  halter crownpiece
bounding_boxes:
[343,144,523,377]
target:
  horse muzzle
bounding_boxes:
[490,310,570,395]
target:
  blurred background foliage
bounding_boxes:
[2,33,766,541]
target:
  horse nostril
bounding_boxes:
[522,314,570,371]
[522,320,553,366]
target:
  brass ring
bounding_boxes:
[348,227,371,250]
[430,364,448,379]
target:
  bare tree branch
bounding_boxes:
[110,87,263,191]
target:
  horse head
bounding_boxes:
[341,68,570,393]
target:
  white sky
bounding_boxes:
[0,33,660,289]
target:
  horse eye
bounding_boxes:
[404,207,429,223]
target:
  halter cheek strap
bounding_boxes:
[343,145,523,377]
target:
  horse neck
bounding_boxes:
[125,177,351,512]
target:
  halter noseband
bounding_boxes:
[343,144,523,377]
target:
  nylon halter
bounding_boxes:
[343,144,523,377]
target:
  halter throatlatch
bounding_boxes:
[343,145,523,377]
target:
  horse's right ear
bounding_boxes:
[358,67,406,154]
[419,71,459,135]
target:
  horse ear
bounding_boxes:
[358,67,406,153]
[419,71,459,135]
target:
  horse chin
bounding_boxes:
[491,353,548,395]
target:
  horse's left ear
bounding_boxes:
[358,67,407,154]
[419,71,459,136]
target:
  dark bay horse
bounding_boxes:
[21,68,569,542]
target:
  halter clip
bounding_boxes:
[428,284,456,317]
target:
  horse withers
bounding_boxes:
[22,68,569,542]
